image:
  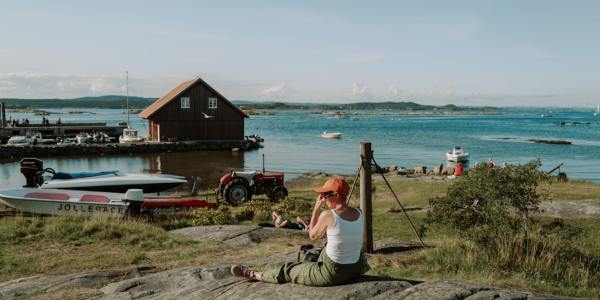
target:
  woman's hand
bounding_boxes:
[315,194,327,208]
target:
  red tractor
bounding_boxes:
[218,170,288,206]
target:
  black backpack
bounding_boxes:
[297,244,323,262]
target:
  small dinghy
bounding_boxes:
[0,188,137,216]
[0,188,216,216]
[321,131,342,139]
[21,158,186,193]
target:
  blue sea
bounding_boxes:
[1,107,599,189]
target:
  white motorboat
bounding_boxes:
[7,135,35,146]
[321,131,342,139]
[446,146,470,169]
[0,188,138,216]
[21,158,186,193]
[119,127,145,143]
[7,132,42,146]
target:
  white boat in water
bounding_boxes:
[0,188,138,216]
[7,132,42,146]
[21,158,186,193]
[119,71,145,144]
[594,104,599,116]
[119,127,145,143]
[321,131,342,139]
[446,146,470,168]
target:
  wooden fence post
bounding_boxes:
[360,142,373,253]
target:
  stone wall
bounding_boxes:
[0,140,261,159]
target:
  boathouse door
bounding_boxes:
[150,121,160,142]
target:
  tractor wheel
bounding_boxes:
[223,178,252,206]
[269,186,288,202]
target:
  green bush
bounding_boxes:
[425,161,600,292]
[241,198,273,223]
[278,196,313,218]
[192,206,233,226]
[235,206,255,222]
[428,160,547,233]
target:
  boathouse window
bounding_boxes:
[180,97,190,109]
[208,97,217,109]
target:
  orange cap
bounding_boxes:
[314,177,350,197]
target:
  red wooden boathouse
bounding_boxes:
[139,77,248,142]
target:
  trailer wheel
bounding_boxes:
[269,186,288,202]
[223,178,252,206]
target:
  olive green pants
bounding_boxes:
[260,250,370,286]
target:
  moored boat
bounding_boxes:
[119,127,145,143]
[446,146,470,169]
[21,158,187,193]
[321,131,342,139]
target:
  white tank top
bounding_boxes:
[325,208,363,264]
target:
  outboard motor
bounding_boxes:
[124,189,144,216]
[20,158,45,187]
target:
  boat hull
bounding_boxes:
[42,182,185,193]
[41,173,187,193]
[0,192,127,216]
[321,133,342,139]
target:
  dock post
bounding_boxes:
[360,142,374,253]
[0,102,5,128]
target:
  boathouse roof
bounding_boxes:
[139,77,248,119]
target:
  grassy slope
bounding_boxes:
[1,176,599,297]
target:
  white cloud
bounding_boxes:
[261,82,287,98]
[0,73,181,98]
[351,82,370,99]
[387,85,400,97]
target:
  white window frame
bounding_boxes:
[208,97,218,109]
[180,97,190,109]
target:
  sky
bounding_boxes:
[0,0,599,106]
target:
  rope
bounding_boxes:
[345,163,362,205]
[371,156,427,249]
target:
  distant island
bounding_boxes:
[0,96,498,113]
[234,101,499,114]
[0,95,157,109]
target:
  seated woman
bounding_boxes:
[231,177,370,286]
[272,211,310,231]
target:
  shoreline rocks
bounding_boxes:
[529,139,572,145]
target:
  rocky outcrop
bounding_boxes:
[0,266,155,300]
[1,265,579,300]
[0,225,583,299]
[537,200,600,218]
[170,225,308,247]
[96,265,413,300]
